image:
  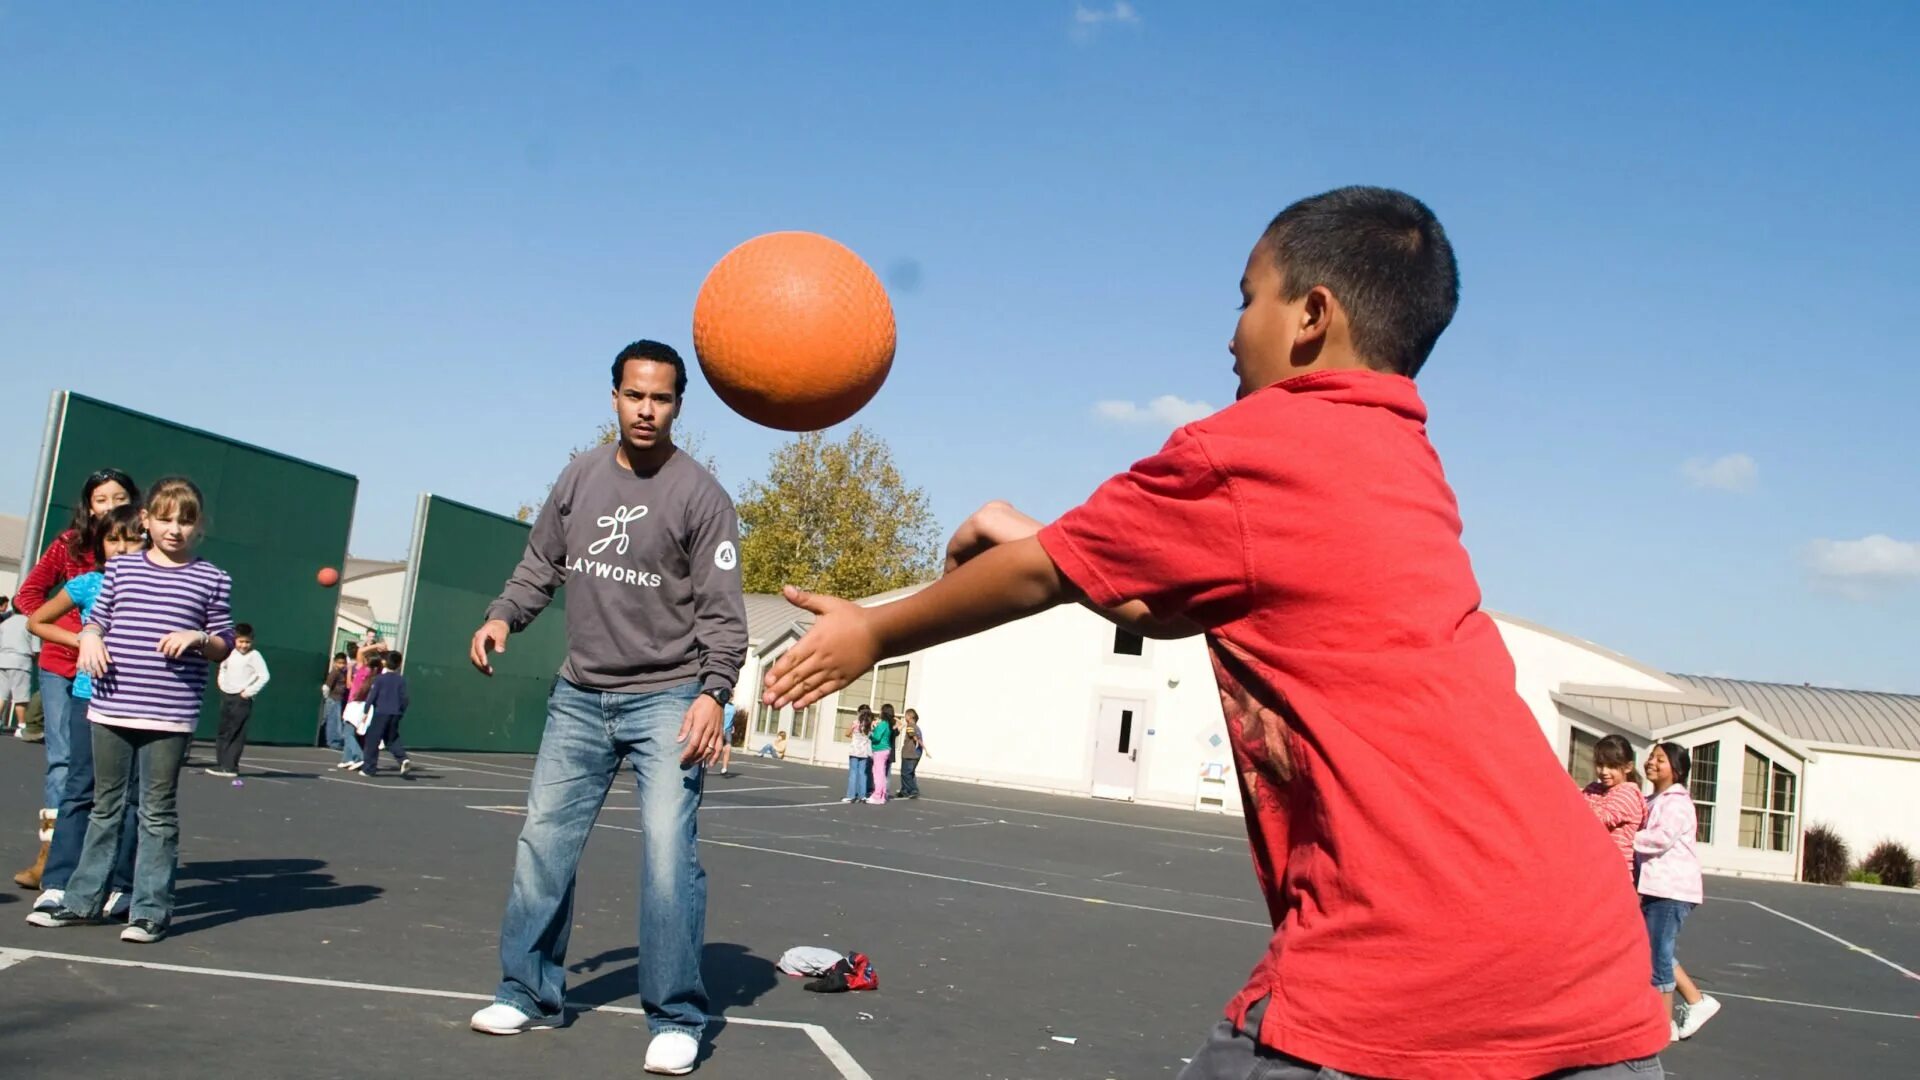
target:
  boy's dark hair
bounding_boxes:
[346,642,359,659]
[612,339,689,397]
[333,651,348,662]
[384,651,402,669]
[1592,734,1641,784]
[1655,741,1692,786]
[1,595,9,606]
[1261,186,1459,378]
[234,623,255,638]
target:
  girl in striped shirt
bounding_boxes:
[28,477,235,944]
[1583,734,1646,872]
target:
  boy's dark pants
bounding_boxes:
[360,713,410,776]
[215,692,253,771]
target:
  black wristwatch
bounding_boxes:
[701,687,732,708]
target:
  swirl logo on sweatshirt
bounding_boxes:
[588,504,648,557]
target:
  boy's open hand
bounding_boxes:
[763,585,882,710]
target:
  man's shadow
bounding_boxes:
[568,942,781,1013]
[168,858,383,936]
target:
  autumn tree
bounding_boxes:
[515,420,717,522]
[735,427,940,597]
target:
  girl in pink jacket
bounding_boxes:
[1635,741,1720,1042]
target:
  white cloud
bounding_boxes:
[1093,394,1215,427]
[1681,452,1758,493]
[1805,536,1920,593]
[1074,2,1140,25]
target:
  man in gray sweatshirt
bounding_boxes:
[466,339,747,1077]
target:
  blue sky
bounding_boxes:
[3,2,1916,691]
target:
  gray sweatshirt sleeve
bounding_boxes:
[688,504,748,695]
[484,476,571,633]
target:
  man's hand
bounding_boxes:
[470,619,510,675]
[77,633,111,679]
[945,500,1043,573]
[762,585,883,710]
[676,692,727,767]
[156,630,207,659]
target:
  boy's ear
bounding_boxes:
[1297,285,1336,346]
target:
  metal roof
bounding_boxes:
[1555,693,1721,737]
[1671,675,1920,754]
[743,592,814,647]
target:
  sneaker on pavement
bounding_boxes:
[32,888,65,913]
[121,918,166,944]
[1677,995,1720,1039]
[469,1003,561,1035]
[400,759,413,776]
[205,768,237,778]
[643,1031,700,1075]
[27,906,101,929]
[105,889,131,920]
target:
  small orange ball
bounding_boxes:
[692,231,896,432]
[317,567,340,588]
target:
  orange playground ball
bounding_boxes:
[692,231,896,432]
[317,566,340,588]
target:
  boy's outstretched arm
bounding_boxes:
[765,536,1074,709]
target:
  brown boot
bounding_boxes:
[13,841,48,889]
[14,809,54,889]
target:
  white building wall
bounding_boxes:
[1495,615,1681,748]
[765,602,1236,813]
[1669,718,1801,881]
[0,569,18,598]
[343,569,406,626]
[1802,748,1920,860]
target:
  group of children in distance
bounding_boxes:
[841,703,927,804]
[23,476,235,944]
[1584,735,1721,1042]
[320,638,414,777]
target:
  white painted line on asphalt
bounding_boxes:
[1711,990,1917,1021]
[0,947,873,1080]
[468,807,1269,928]
[1736,900,1920,981]
[319,777,532,793]
[929,797,1246,840]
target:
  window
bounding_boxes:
[1739,747,1797,853]
[1567,727,1599,787]
[1688,741,1719,844]
[791,701,818,742]
[1112,628,1145,657]
[833,660,911,740]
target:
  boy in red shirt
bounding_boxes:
[764,187,1668,1078]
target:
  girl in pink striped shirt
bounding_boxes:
[1583,735,1646,872]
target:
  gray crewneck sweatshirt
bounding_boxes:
[485,445,747,696]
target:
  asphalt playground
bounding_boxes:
[0,738,1913,1079]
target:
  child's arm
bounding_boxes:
[946,501,1201,639]
[766,536,1074,708]
[1591,786,1641,829]
[26,589,81,650]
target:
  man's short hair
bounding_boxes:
[612,340,689,397]
[1261,186,1459,378]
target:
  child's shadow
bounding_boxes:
[568,942,780,1013]
[168,857,383,936]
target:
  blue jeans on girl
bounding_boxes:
[493,679,708,1038]
[846,755,871,800]
[63,724,190,927]
[42,699,138,894]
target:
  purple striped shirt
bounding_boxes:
[87,552,236,732]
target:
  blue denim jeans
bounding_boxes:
[64,723,190,926]
[494,679,708,1036]
[323,698,345,750]
[39,671,75,809]
[846,756,871,800]
[1641,896,1694,992]
[43,698,139,893]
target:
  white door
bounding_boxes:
[1092,697,1145,801]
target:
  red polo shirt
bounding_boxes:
[1037,370,1666,1078]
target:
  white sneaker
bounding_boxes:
[1677,995,1720,1039]
[469,1002,561,1035]
[1669,1020,1681,1043]
[205,768,237,778]
[643,1031,700,1075]
[105,890,131,920]
[32,888,65,913]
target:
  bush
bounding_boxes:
[1802,824,1850,885]
[1860,840,1916,889]
[1846,868,1882,886]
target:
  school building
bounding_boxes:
[745,586,1920,884]
[0,513,26,597]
